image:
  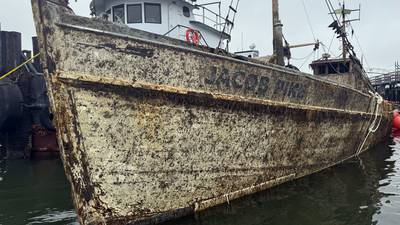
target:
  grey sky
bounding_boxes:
[0,0,398,73]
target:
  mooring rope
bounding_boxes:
[0,53,40,81]
[356,92,384,155]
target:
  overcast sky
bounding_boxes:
[0,0,399,73]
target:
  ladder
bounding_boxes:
[218,0,240,50]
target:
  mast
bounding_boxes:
[272,0,284,66]
[328,0,360,61]
[341,2,346,60]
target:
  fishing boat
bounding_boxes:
[31,0,392,224]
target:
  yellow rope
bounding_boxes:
[0,53,40,81]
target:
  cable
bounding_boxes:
[329,0,341,24]
[299,50,315,69]
[301,0,316,41]
[291,50,315,61]
[325,0,341,25]
[349,23,371,69]
[327,33,335,53]
[320,42,339,59]
[324,0,359,62]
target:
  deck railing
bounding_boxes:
[193,2,226,33]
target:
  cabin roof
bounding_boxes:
[310,58,351,65]
[92,0,195,9]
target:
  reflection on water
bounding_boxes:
[1,139,400,225]
[0,159,77,225]
[373,139,400,225]
[166,139,400,225]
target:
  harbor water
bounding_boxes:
[1,138,400,225]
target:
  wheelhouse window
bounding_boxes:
[112,4,125,23]
[144,3,161,24]
[127,4,142,23]
[183,6,190,17]
[314,62,350,75]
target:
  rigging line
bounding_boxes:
[320,42,339,58]
[301,0,316,41]
[299,50,315,69]
[325,0,340,24]
[291,50,315,60]
[328,33,335,53]
[324,0,336,21]
[349,23,371,69]
[320,41,327,52]
[325,0,358,61]
[328,0,341,24]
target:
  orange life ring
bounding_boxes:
[185,28,200,45]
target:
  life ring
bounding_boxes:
[185,28,200,45]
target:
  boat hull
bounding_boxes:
[31,1,392,224]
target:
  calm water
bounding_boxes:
[1,138,400,225]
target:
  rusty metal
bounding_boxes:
[31,0,392,224]
[32,124,59,155]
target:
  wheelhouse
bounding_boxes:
[91,0,230,48]
[310,58,351,76]
[310,57,370,92]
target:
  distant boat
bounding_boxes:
[31,0,392,224]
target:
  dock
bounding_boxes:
[370,62,400,104]
[0,28,58,159]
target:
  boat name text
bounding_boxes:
[204,66,306,99]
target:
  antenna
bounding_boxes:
[326,0,361,60]
[241,32,244,51]
[337,2,360,59]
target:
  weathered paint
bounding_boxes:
[31,0,393,225]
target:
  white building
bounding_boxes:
[90,0,231,48]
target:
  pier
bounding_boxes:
[0,28,57,159]
[370,62,400,103]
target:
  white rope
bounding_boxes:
[356,92,384,155]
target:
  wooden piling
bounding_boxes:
[0,31,22,75]
[0,31,2,74]
[32,36,43,72]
